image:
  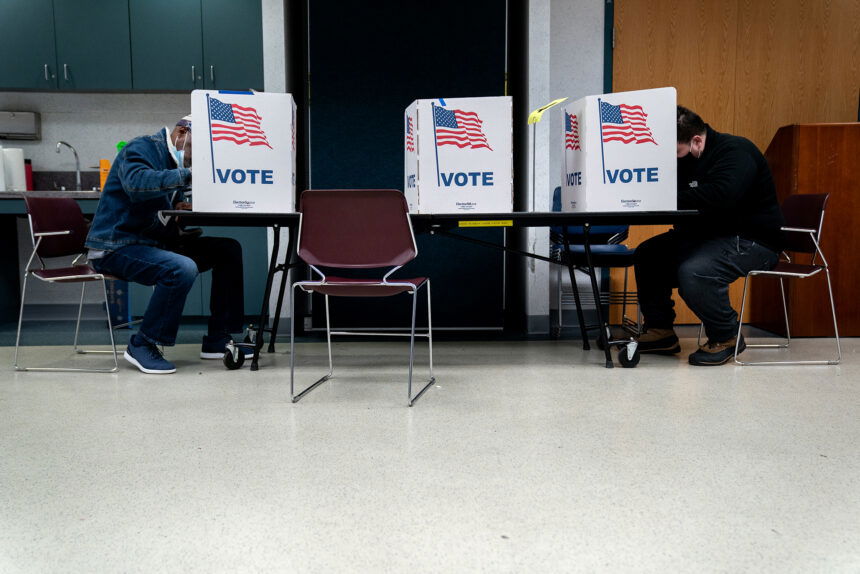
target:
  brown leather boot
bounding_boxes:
[635,328,681,354]
[688,335,746,366]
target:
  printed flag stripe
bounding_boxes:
[209,97,272,149]
[406,116,415,152]
[600,101,657,145]
[565,112,581,151]
[434,106,492,151]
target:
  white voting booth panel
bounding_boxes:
[561,87,677,212]
[405,96,512,213]
[191,90,296,213]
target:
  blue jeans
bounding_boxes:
[92,236,244,346]
[634,230,779,342]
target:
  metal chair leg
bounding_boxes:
[562,234,591,350]
[735,271,841,366]
[291,283,435,406]
[779,278,791,348]
[15,275,118,373]
[408,282,435,407]
[73,282,86,352]
[427,280,434,380]
[99,278,119,372]
[825,268,842,364]
[741,277,791,351]
[13,272,31,370]
[72,280,121,360]
[291,287,332,403]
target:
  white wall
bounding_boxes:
[0,93,190,174]
[526,0,605,332]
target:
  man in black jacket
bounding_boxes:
[633,106,784,365]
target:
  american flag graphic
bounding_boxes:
[599,101,657,145]
[433,106,492,150]
[406,116,415,152]
[565,112,581,150]
[209,98,272,149]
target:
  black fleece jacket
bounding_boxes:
[675,125,784,252]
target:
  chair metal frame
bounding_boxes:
[729,194,841,366]
[288,191,435,406]
[14,210,118,373]
[551,231,639,337]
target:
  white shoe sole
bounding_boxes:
[124,350,176,374]
[200,349,254,360]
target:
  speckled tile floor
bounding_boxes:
[1,336,858,573]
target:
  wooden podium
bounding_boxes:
[749,123,860,336]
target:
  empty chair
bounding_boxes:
[733,193,841,365]
[14,197,118,372]
[289,189,434,406]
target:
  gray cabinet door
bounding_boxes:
[0,0,58,90]
[129,0,203,91]
[53,0,132,90]
[201,0,264,91]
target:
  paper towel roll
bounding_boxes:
[2,148,26,191]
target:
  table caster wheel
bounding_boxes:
[223,342,245,370]
[617,342,640,368]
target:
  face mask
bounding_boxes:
[173,133,188,167]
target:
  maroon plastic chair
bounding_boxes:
[289,189,434,406]
[733,193,841,365]
[14,197,118,372]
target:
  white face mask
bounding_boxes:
[173,133,189,167]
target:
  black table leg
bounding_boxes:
[268,224,297,352]
[582,224,614,368]
[251,224,281,371]
[562,233,591,351]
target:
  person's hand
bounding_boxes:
[175,201,192,211]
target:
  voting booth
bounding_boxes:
[560,87,677,212]
[191,90,296,213]
[404,96,512,213]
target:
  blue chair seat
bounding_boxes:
[561,243,636,267]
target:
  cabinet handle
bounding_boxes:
[191,65,196,83]
[210,65,214,83]
[44,64,49,81]
[63,64,69,81]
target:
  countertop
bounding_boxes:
[0,191,101,199]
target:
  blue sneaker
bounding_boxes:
[124,334,176,374]
[200,334,255,360]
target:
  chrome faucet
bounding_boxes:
[56,141,81,191]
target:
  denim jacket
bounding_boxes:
[85,129,192,251]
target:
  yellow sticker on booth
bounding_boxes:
[458,220,513,227]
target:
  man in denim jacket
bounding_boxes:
[86,117,247,374]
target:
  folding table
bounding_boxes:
[163,210,699,369]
